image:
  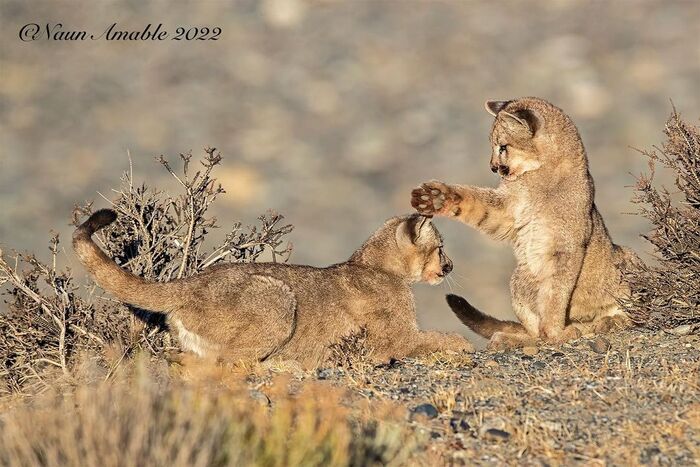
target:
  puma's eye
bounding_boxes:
[499,144,508,154]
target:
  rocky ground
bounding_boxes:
[254,329,699,465]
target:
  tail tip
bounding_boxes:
[76,208,117,237]
[446,293,468,309]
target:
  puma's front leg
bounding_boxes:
[411,181,515,241]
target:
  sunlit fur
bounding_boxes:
[73,210,472,367]
[412,97,641,349]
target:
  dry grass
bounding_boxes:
[0,356,423,467]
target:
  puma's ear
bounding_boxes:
[500,109,542,137]
[485,100,511,117]
[396,215,431,246]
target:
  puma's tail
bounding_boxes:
[73,209,176,312]
[445,294,525,339]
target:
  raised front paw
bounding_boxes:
[410,181,462,217]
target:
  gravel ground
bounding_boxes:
[291,330,699,465]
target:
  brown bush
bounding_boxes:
[0,149,293,396]
[624,110,700,330]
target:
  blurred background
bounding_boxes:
[1,0,699,346]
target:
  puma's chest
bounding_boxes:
[512,201,554,276]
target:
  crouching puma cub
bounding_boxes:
[74,209,472,367]
[411,97,640,350]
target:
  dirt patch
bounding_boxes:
[310,329,699,465]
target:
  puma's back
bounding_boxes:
[74,209,471,366]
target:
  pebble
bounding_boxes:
[479,417,510,441]
[484,360,500,369]
[249,389,271,406]
[588,336,611,354]
[450,416,470,433]
[482,428,511,441]
[522,346,539,356]
[411,403,439,419]
[668,324,694,336]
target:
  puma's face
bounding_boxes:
[396,215,453,285]
[488,129,542,182]
[486,100,543,182]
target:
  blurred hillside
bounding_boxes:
[1,0,699,344]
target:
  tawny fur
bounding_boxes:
[411,97,640,350]
[73,209,473,367]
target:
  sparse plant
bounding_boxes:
[0,149,293,396]
[429,385,458,415]
[624,110,700,330]
[328,328,373,369]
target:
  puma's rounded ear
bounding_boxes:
[500,109,542,136]
[501,111,528,128]
[485,100,511,117]
[396,215,431,246]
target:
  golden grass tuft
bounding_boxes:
[0,357,422,467]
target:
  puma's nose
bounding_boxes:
[442,261,453,275]
[490,163,499,173]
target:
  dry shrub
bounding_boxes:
[0,149,293,396]
[624,110,700,330]
[0,358,422,467]
[328,328,373,369]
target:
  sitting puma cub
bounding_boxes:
[74,209,472,367]
[411,97,640,349]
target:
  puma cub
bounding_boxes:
[73,209,472,367]
[411,97,639,349]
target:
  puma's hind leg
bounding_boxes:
[212,274,297,364]
[591,313,632,334]
[408,330,474,357]
[487,331,537,351]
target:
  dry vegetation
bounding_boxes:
[625,110,700,330]
[0,149,292,396]
[1,114,699,465]
[0,356,421,467]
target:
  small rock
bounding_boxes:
[484,360,500,369]
[316,368,332,380]
[668,324,693,336]
[482,428,511,441]
[479,416,510,441]
[588,336,611,354]
[411,403,439,420]
[640,445,666,464]
[522,346,539,356]
[532,361,547,370]
[249,389,271,406]
[450,416,470,433]
[551,351,565,358]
